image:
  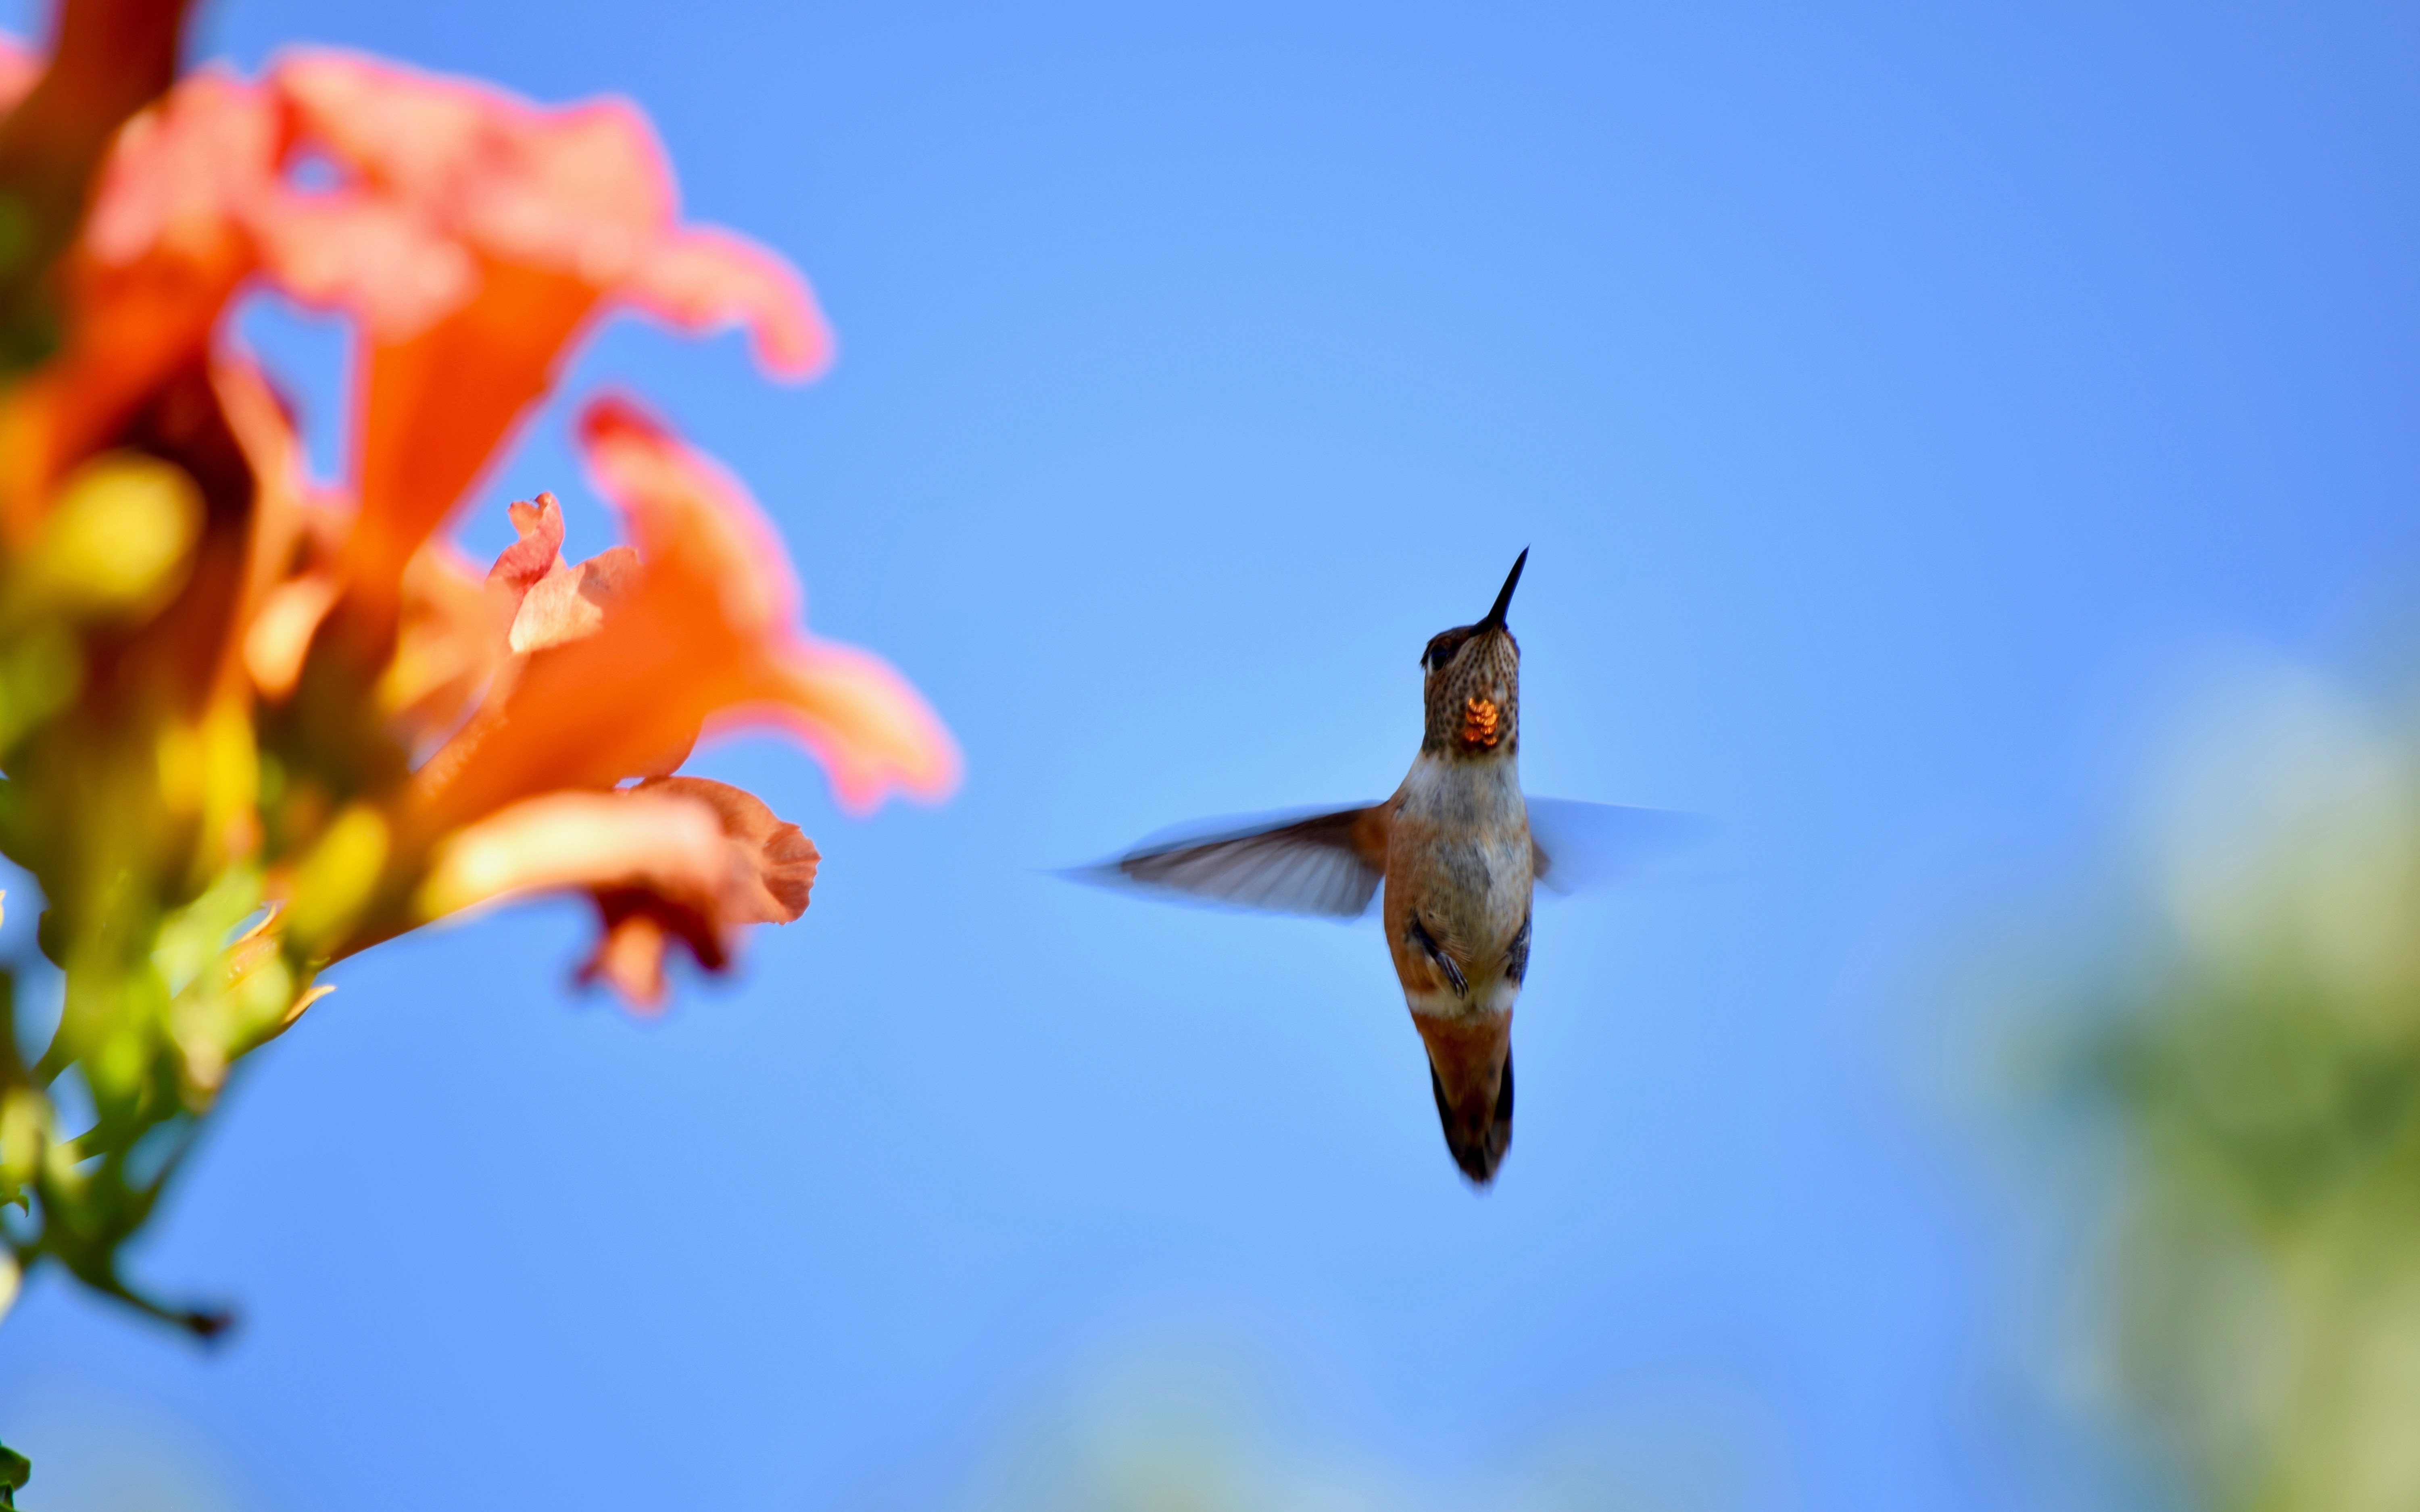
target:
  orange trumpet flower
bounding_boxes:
[0,4,955,1331]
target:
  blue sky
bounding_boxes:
[4,1,2418,1508]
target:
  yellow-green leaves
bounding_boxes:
[0,621,78,753]
[0,1087,46,1207]
[11,453,204,626]
[150,867,333,1096]
[156,704,263,885]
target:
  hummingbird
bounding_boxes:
[1078,550,1692,1186]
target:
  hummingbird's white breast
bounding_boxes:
[1386,751,1534,1018]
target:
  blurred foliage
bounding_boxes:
[871,1348,1757,1512]
[0,1439,22,1510]
[2065,671,2420,1512]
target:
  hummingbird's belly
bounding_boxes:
[1398,840,1529,955]
[1387,756,1534,1018]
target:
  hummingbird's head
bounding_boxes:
[1421,549,1525,758]
[1416,1010,1513,1185]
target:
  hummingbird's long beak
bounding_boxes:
[1476,548,1528,632]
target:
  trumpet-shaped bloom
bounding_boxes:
[267,50,831,621]
[0,71,273,544]
[393,423,951,1000]
[413,398,959,833]
[3,48,830,591]
[418,775,820,1010]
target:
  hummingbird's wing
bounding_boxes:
[1074,804,1392,918]
[1526,798,1710,895]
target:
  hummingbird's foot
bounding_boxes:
[1407,916,1467,997]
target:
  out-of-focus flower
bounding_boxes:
[266,49,831,625]
[0,0,184,373]
[0,0,952,1335]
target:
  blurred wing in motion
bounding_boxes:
[1075,804,1392,918]
[1527,798,1710,896]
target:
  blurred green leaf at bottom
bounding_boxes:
[0,1440,29,1509]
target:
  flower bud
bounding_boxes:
[283,805,392,957]
[20,452,203,623]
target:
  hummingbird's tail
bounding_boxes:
[1418,1015,1514,1185]
[1430,1052,1513,1184]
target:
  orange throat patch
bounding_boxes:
[1458,695,1502,750]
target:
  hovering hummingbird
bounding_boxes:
[1078,550,1692,1186]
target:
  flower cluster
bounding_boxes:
[0,1,955,1333]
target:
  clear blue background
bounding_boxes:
[4,1,2417,1507]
